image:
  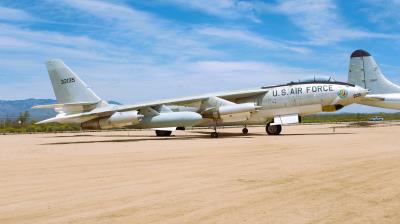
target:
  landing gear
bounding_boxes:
[266,123,282,135]
[210,132,219,138]
[242,127,248,135]
[155,130,172,137]
[210,120,219,138]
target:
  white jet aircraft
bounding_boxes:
[34,59,367,137]
[348,49,400,110]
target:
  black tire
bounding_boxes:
[155,130,172,136]
[242,128,248,134]
[210,132,219,138]
[266,123,282,135]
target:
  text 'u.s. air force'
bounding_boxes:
[272,85,334,97]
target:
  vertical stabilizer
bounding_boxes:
[46,59,101,104]
[348,49,400,94]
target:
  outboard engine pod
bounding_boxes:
[81,111,142,130]
[139,112,202,129]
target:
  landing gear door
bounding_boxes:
[271,114,299,125]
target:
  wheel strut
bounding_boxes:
[211,119,219,138]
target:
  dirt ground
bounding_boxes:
[1,124,400,224]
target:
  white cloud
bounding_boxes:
[260,0,398,45]
[165,0,261,23]
[0,6,38,22]
[0,26,326,102]
[0,23,136,62]
[197,27,310,53]
[68,60,329,103]
[54,0,311,58]
[0,1,333,103]
[165,0,399,45]
[55,0,220,60]
[362,0,400,29]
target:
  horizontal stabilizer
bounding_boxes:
[32,101,99,109]
[36,113,98,124]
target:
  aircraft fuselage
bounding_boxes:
[133,82,366,128]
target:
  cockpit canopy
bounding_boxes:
[294,76,337,83]
[262,75,354,89]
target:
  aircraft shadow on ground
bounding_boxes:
[282,132,355,136]
[43,131,265,138]
[40,133,257,145]
[40,132,355,145]
[42,134,95,138]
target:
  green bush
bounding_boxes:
[302,113,400,123]
[0,122,81,134]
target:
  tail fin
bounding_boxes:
[348,49,400,94]
[46,59,101,104]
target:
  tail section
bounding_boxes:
[348,49,400,94]
[46,59,101,104]
[37,59,108,114]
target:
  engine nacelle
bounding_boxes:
[202,103,258,119]
[218,103,257,115]
[81,111,142,130]
[139,112,203,128]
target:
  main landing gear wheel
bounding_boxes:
[155,130,172,137]
[242,127,248,135]
[210,132,219,138]
[266,123,282,135]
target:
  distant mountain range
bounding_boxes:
[0,99,121,121]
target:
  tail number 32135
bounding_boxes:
[61,78,75,85]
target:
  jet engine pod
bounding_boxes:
[81,111,142,130]
[218,103,257,115]
[139,112,203,128]
[202,103,258,118]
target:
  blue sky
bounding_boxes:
[1,0,400,112]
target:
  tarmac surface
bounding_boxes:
[1,123,400,224]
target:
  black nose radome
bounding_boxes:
[351,49,371,58]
